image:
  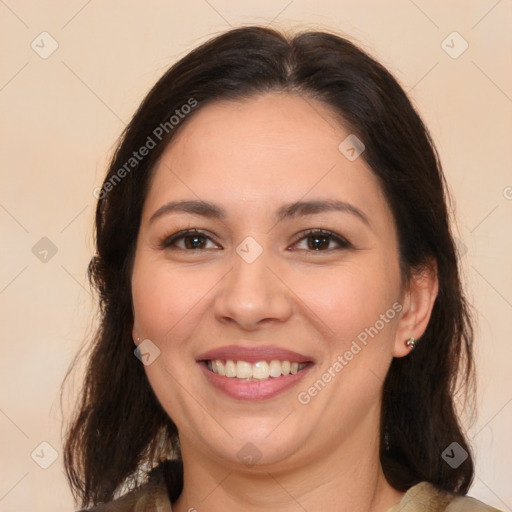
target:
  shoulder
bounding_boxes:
[446,493,503,512]
[76,467,173,512]
[388,482,503,512]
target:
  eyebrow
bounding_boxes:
[149,199,370,227]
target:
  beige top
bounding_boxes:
[83,475,503,512]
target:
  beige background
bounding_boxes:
[1,1,511,511]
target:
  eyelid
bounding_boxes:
[159,228,221,250]
[289,228,352,251]
[159,227,352,252]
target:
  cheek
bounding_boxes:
[291,258,401,343]
[131,259,215,420]
[132,258,216,341]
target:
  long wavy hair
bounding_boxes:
[63,26,475,507]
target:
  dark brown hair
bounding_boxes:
[63,26,475,507]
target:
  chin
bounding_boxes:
[193,420,309,470]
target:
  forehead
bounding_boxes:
[143,93,390,224]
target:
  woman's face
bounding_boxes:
[131,92,414,468]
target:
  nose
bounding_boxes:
[212,245,293,331]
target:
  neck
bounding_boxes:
[172,424,405,512]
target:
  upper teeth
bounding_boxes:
[207,360,306,380]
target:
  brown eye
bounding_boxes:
[292,229,351,251]
[306,233,331,250]
[160,229,220,250]
[182,234,208,249]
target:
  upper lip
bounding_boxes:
[196,345,314,364]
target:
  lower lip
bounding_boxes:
[198,362,313,401]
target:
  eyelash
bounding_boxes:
[158,228,352,252]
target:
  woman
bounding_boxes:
[64,26,501,511]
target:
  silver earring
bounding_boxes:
[405,337,416,349]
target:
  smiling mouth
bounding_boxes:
[203,359,310,381]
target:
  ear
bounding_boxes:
[393,259,439,358]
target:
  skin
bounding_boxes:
[131,92,438,512]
